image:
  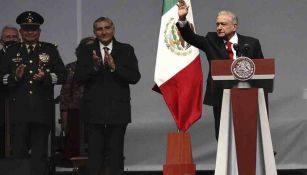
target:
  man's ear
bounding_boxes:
[233,24,238,32]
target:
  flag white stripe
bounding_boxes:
[154,2,199,86]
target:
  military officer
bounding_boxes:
[0,11,66,175]
[0,26,20,158]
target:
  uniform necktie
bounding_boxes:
[103,47,109,66]
[226,40,233,60]
[28,45,34,55]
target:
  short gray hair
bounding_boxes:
[217,10,239,25]
[93,17,114,32]
[1,25,18,40]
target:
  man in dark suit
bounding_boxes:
[177,0,265,140]
[75,17,141,175]
[0,11,66,175]
[0,26,20,158]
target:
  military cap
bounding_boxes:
[16,11,44,31]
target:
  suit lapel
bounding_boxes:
[237,34,245,55]
[110,39,119,58]
[94,39,102,59]
[237,34,253,58]
[216,37,228,59]
[19,43,29,65]
[94,38,119,63]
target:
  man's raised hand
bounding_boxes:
[177,0,189,21]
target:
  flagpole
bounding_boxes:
[177,128,182,133]
[155,0,200,174]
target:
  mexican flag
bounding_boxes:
[154,0,203,132]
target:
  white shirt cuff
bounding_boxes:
[177,20,188,27]
[50,73,58,84]
[3,74,9,84]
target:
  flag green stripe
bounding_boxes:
[162,0,177,15]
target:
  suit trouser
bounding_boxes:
[11,123,50,175]
[0,94,5,158]
[64,109,81,158]
[0,125,4,158]
[87,123,127,175]
[213,105,222,141]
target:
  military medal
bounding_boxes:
[13,52,23,67]
[38,53,50,70]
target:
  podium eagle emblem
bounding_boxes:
[231,56,255,81]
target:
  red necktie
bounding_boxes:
[103,47,109,66]
[226,40,233,59]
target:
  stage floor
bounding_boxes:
[55,169,307,175]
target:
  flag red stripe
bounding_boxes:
[159,56,203,131]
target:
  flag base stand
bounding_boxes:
[163,132,196,175]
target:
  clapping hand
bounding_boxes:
[33,68,45,81]
[92,50,102,66]
[15,64,26,81]
[104,50,116,70]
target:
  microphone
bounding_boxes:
[243,44,250,56]
[233,43,242,57]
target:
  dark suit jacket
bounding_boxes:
[0,42,66,125]
[75,39,141,124]
[0,48,7,126]
[177,23,264,106]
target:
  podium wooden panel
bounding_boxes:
[211,59,275,79]
[231,88,258,175]
[212,58,277,175]
[163,132,195,175]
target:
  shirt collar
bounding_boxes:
[26,43,37,48]
[224,33,238,44]
[99,40,113,52]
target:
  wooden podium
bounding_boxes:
[211,58,277,175]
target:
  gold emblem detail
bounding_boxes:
[39,53,50,63]
[231,57,255,81]
[164,17,193,56]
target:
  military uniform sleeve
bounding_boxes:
[0,49,19,87]
[41,44,66,85]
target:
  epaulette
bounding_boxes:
[5,42,20,49]
[39,41,58,47]
[2,42,21,52]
